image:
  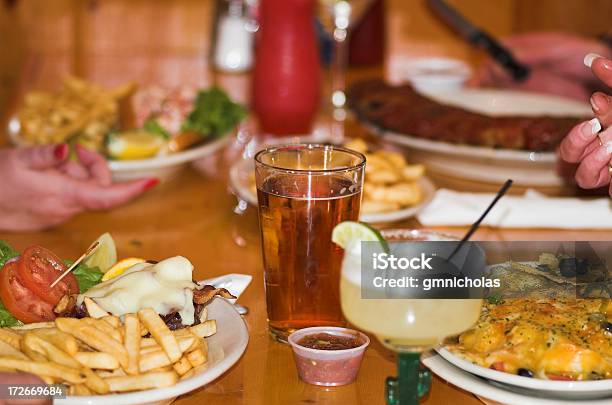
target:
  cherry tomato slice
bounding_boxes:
[16,246,79,305]
[0,259,56,323]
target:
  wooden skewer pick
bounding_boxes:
[50,241,100,288]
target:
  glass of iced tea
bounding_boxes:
[255,144,365,342]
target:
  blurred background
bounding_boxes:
[2,0,611,121]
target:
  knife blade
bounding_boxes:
[427,0,530,82]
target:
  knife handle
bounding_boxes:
[470,32,531,82]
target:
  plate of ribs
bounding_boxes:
[348,79,591,187]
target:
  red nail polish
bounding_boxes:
[143,178,160,191]
[54,144,68,159]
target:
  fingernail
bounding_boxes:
[143,178,160,190]
[590,96,601,113]
[584,53,603,68]
[582,118,601,136]
[54,144,68,159]
[606,141,612,155]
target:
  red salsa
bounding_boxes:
[297,332,364,350]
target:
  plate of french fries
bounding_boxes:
[0,297,248,405]
[229,138,435,223]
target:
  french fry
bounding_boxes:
[82,318,122,343]
[0,358,85,383]
[140,338,158,348]
[124,313,140,375]
[83,367,110,394]
[0,340,28,360]
[23,333,81,369]
[104,371,178,392]
[186,348,206,368]
[190,320,217,338]
[32,328,78,356]
[96,368,126,378]
[0,329,22,350]
[198,307,208,323]
[75,352,119,370]
[138,309,181,363]
[20,338,47,362]
[102,316,121,329]
[70,383,93,396]
[139,350,172,372]
[56,318,129,369]
[84,297,110,318]
[11,322,55,330]
[172,356,192,376]
[38,375,56,385]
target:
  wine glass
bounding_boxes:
[339,230,483,404]
[317,0,375,141]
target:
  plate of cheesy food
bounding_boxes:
[348,79,591,187]
[428,251,612,401]
[9,77,245,181]
[0,234,249,404]
[229,137,435,224]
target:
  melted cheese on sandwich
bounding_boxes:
[79,256,197,325]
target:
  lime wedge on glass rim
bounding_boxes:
[84,233,118,273]
[332,221,389,254]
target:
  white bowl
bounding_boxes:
[402,57,472,93]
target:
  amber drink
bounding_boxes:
[255,144,365,342]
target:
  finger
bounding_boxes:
[72,178,159,210]
[59,160,90,180]
[590,57,612,88]
[590,92,612,128]
[558,119,602,163]
[16,144,68,169]
[75,144,112,185]
[574,138,612,189]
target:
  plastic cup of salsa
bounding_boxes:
[288,326,370,386]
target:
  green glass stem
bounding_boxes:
[385,352,431,405]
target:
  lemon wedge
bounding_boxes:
[84,233,117,273]
[107,130,165,160]
[101,257,147,282]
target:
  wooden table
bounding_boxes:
[1,140,611,404]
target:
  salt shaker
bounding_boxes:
[212,0,256,72]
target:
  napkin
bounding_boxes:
[417,189,612,229]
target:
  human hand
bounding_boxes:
[0,144,158,231]
[0,372,51,405]
[558,56,612,196]
[474,32,611,100]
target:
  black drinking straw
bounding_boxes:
[447,179,513,261]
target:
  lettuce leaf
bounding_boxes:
[0,241,18,268]
[68,261,104,292]
[181,87,246,138]
[0,241,20,327]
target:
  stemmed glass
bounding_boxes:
[317,0,374,141]
[339,230,483,404]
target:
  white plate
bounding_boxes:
[58,297,249,405]
[363,89,591,187]
[228,157,435,224]
[7,116,231,182]
[434,348,612,400]
[422,352,612,405]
